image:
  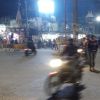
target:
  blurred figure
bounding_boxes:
[98,37,100,49]
[2,39,7,48]
[81,37,89,61]
[14,39,18,44]
[27,37,36,53]
[48,39,52,48]
[47,84,86,100]
[52,39,58,50]
[61,38,78,57]
[37,40,42,49]
[81,37,88,49]
[0,38,3,48]
[43,40,47,48]
[10,39,14,48]
[87,35,98,71]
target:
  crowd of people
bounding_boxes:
[0,34,100,70]
[35,39,58,50]
[0,37,59,50]
[0,38,18,49]
[81,35,99,71]
[61,34,100,72]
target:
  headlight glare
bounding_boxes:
[49,59,63,68]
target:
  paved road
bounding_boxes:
[0,49,54,100]
[0,49,100,100]
[81,52,100,100]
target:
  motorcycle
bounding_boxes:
[44,48,86,96]
[24,48,37,56]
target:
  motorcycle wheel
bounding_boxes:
[25,50,29,56]
[44,76,61,96]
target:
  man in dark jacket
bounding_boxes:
[87,35,98,71]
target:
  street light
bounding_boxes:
[95,16,100,34]
[96,16,100,22]
[37,0,54,14]
[37,0,55,33]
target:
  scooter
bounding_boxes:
[24,48,37,56]
[44,48,86,96]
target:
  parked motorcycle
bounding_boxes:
[44,48,86,96]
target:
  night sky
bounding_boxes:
[0,0,38,18]
[0,0,18,18]
[0,0,100,24]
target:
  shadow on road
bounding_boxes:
[47,84,86,100]
[16,54,36,64]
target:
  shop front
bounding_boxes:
[8,27,26,49]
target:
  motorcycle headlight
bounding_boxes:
[49,59,63,68]
[77,49,83,53]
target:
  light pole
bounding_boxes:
[95,16,100,34]
[96,16,100,22]
[25,0,29,38]
[64,0,67,37]
[73,0,78,40]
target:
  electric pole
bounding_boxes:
[64,0,67,37]
[73,0,78,40]
[25,0,29,38]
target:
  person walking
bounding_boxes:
[98,37,100,51]
[87,35,98,71]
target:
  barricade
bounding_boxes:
[13,44,26,50]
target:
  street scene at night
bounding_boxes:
[0,49,100,100]
[0,0,100,100]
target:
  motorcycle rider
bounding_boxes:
[44,39,84,96]
[27,37,37,54]
[60,38,83,83]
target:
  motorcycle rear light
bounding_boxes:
[24,49,28,50]
[24,48,31,51]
